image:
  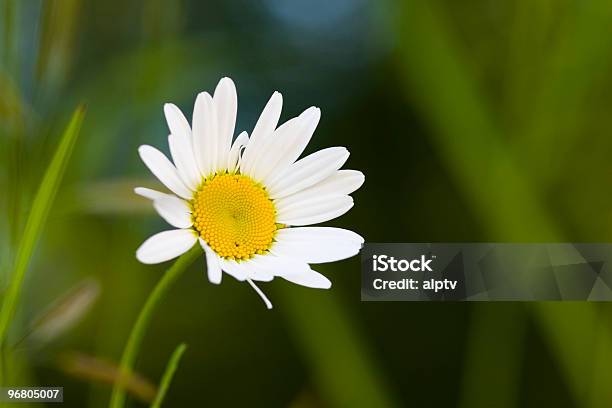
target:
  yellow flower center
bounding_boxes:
[192,173,278,260]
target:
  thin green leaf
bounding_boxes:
[535,303,612,408]
[392,0,559,241]
[277,287,398,408]
[458,305,526,408]
[518,0,612,183]
[109,246,200,408]
[0,106,86,351]
[390,2,612,407]
[150,343,187,408]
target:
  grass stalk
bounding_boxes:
[277,286,397,408]
[109,246,200,408]
[391,2,612,406]
[0,106,85,384]
[150,343,187,408]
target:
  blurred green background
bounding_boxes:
[2,0,612,406]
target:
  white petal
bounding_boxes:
[192,92,218,176]
[276,195,353,226]
[247,254,309,278]
[241,256,277,282]
[163,104,191,140]
[168,133,201,190]
[272,227,363,264]
[217,258,248,281]
[134,187,173,201]
[276,227,364,244]
[280,268,331,289]
[246,116,299,182]
[227,131,249,172]
[250,92,283,144]
[267,147,349,199]
[262,107,320,184]
[246,267,274,282]
[138,145,193,200]
[272,170,364,209]
[320,170,365,195]
[240,92,283,176]
[153,195,192,229]
[251,107,321,184]
[136,229,197,264]
[213,77,237,172]
[243,255,331,291]
[200,239,222,284]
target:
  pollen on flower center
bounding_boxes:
[191,173,278,260]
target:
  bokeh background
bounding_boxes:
[2,0,612,406]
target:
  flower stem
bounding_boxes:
[109,246,200,408]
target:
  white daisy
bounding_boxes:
[135,77,364,309]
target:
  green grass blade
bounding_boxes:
[391,0,559,241]
[389,2,612,406]
[518,0,612,183]
[0,105,86,354]
[535,303,612,408]
[277,287,397,408]
[459,305,526,408]
[150,343,187,408]
[109,246,200,408]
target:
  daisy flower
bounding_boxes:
[135,77,364,308]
